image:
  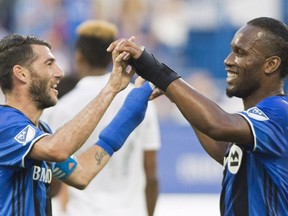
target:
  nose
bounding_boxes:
[224,52,235,67]
[55,64,64,79]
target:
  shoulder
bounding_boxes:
[239,96,288,127]
[258,95,288,108]
[0,106,30,124]
[39,120,53,134]
[257,96,288,119]
[0,107,49,145]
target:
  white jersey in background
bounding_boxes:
[42,73,161,216]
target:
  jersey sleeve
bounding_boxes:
[0,118,50,168]
[238,100,287,158]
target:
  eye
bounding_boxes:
[45,58,56,66]
[234,48,246,57]
[47,60,53,66]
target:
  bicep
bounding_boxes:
[216,114,254,145]
[28,135,66,162]
[166,79,253,145]
[193,128,229,164]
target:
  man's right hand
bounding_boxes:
[105,40,135,94]
[106,36,144,60]
[108,38,181,92]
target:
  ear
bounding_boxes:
[264,56,281,75]
[12,65,29,83]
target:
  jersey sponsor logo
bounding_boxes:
[246,107,269,121]
[33,165,52,183]
[227,144,243,174]
[14,125,36,145]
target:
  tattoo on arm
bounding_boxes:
[94,149,107,166]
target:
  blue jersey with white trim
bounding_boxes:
[220,95,288,216]
[0,106,54,216]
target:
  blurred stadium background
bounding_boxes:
[0,0,287,215]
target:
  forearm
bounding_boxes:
[127,49,237,140]
[35,86,117,161]
[144,151,159,216]
[54,86,116,152]
[166,79,238,141]
[146,181,158,216]
[64,83,153,188]
[64,145,110,189]
[97,82,153,156]
[167,79,229,163]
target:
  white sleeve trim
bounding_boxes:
[21,133,51,168]
[237,113,257,151]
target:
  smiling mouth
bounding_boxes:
[227,71,238,78]
[51,84,59,95]
[226,71,238,82]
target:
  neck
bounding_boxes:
[242,88,284,110]
[5,93,42,126]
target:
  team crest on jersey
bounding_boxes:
[246,107,269,121]
[227,144,243,174]
[14,125,36,145]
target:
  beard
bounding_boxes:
[226,77,260,99]
[28,68,56,110]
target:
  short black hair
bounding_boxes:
[75,20,117,68]
[0,34,51,93]
[247,17,288,78]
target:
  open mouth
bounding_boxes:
[226,71,238,82]
[51,84,59,95]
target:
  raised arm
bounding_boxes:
[29,43,134,162]
[108,39,253,161]
[56,82,154,189]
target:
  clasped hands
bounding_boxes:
[107,36,164,100]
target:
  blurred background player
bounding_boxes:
[42,20,161,216]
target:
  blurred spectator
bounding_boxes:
[149,0,190,48]
[0,0,17,33]
[12,0,74,73]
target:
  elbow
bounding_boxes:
[146,174,159,190]
[52,152,71,162]
[71,178,90,190]
[147,176,158,186]
[147,178,159,193]
[206,129,225,141]
[65,177,89,190]
[69,173,91,190]
[146,173,158,185]
[73,183,87,190]
[201,122,227,142]
[46,145,71,162]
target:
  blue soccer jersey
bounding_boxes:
[0,106,54,216]
[220,95,288,215]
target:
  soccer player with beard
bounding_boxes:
[109,17,288,215]
[0,34,153,215]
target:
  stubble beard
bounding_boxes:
[29,69,56,110]
[225,80,260,99]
